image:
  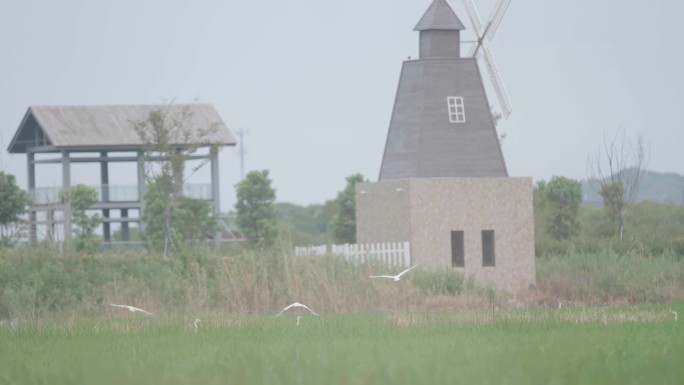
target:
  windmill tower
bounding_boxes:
[358,0,534,294]
[379,0,512,180]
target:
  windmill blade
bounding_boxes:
[462,0,484,37]
[485,0,512,41]
[463,0,484,58]
[468,43,483,59]
[483,46,513,118]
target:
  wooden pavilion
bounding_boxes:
[7,104,236,244]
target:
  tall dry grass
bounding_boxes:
[1,244,683,321]
[534,252,684,305]
[0,244,459,320]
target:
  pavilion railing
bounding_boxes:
[30,183,213,205]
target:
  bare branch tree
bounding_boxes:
[586,128,648,240]
[132,102,219,257]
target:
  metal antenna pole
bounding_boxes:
[235,128,248,180]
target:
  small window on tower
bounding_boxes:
[451,230,464,267]
[447,96,465,123]
[482,230,495,267]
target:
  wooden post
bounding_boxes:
[210,150,222,246]
[27,153,37,244]
[137,150,145,231]
[101,151,111,242]
[61,151,71,243]
[121,209,129,242]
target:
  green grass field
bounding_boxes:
[1,304,682,385]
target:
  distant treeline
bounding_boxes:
[582,169,684,207]
[274,174,684,258]
[536,200,684,258]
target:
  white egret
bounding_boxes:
[672,310,678,322]
[110,303,154,316]
[194,318,201,332]
[296,315,302,326]
[369,264,419,282]
[276,302,319,317]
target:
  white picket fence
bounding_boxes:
[294,241,411,267]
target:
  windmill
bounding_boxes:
[462,0,513,118]
[378,0,511,180]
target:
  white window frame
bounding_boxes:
[447,96,465,123]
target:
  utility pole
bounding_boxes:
[235,128,248,180]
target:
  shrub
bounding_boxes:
[411,269,469,295]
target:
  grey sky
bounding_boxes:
[1,0,682,209]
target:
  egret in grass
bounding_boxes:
[369,264,418,282]
[672,310,678,322]
[296,315,302,326]
[110,303,154,316]
[194,319,201,332]
[276,302,319,317]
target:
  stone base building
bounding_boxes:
[356,177,535,293]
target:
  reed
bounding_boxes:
[1,245,683,322]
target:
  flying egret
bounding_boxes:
[110,303,154,316]
[194,318,201,332]
[369,264,419,282]
[275,302,319,317]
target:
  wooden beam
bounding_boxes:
[32,154,211,164]
[27,153,37,243]
[62,151,71,242]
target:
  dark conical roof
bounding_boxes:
[414,0,466,31]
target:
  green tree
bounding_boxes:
[140,179,167,251]
[235,170,278,248]
[316,200,336,237]
[132,103,220,256]
[544,176,582,240]
[275,201,334,244]
[0,171,31,243]
[625,200,684,240]
[533,180,548,241]
[275,201,335,246]
[112,227,142,242]
[141,178,215,252]
[587,129,648,239]
[599,180,625,237]
[59,184,103,252]
[578,206,614,240]
[174,196,215,244]
[330,173,366,244]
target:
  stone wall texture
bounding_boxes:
[356,177,535,294]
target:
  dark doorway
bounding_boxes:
[451,230,464,267]
[482,230,495,267]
